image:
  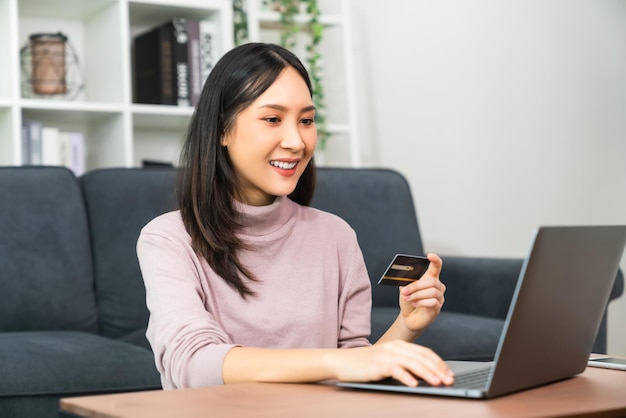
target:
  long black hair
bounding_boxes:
[177,43,317,298]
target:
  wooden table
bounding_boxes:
[60,366,626,418]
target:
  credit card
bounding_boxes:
[378,254,430,286]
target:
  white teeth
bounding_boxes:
[270,161,297,169]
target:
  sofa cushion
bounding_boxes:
[80,168,177,340]
[370,308,503,361]
[0,167,97,333]
[0,331,161,418]
[0,331,161,397]
[117,326,152,350]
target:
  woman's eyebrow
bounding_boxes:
[258,104,316,112]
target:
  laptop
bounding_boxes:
[338,225,626,398]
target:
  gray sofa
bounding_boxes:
[0,166,169,418]
[0,166,622,418]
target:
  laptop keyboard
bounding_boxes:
[374,365,492,389]
[437,366,491,389]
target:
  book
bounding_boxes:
[41,126,62,166]
[134,21,176,105]
[199,20,219,93]
[187,19,202,106]
[58,131,85,176]
[133,24,158,104]
[171,18,190,106]
[21,120,43,165]
[21,123,31,165]
[134,18,195,106]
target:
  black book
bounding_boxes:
[134,20,177,105]
[187,19,202,106]
[171,18,190,106]
[199,20,219,91]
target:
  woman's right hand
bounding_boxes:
[327,341,454,387]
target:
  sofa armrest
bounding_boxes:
[439,256,524,320]
[440,256,624,321]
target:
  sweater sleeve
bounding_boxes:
[136,215,237,389]
[337,232,373,348]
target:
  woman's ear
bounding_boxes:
[221,119,234,147]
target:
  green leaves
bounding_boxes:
[273,0,329,151]
[233,0,329,151]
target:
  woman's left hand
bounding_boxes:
[398,253,445,333]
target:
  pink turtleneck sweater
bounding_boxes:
[136,196,372,389]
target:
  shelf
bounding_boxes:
[128,2,222,30]
[256,11,342,28]
[247,0,360,167]
[129,0,227,8]
[20,99,122,112]
[18,1,125,103]
[132,104,193,129]
[17,0,116,20]
[21,104,122,126]
[1,0,232,170]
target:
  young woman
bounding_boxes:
[137,42,453,389]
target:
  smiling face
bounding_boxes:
[221,66,317,206]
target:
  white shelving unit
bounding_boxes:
[245,0,360,167]
[0,0,233,169]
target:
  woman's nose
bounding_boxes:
[280,124,305,150]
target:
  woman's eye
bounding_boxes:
[265,117,280,124]
[301,118,315,126]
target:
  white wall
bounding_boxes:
[348,0,626,355]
